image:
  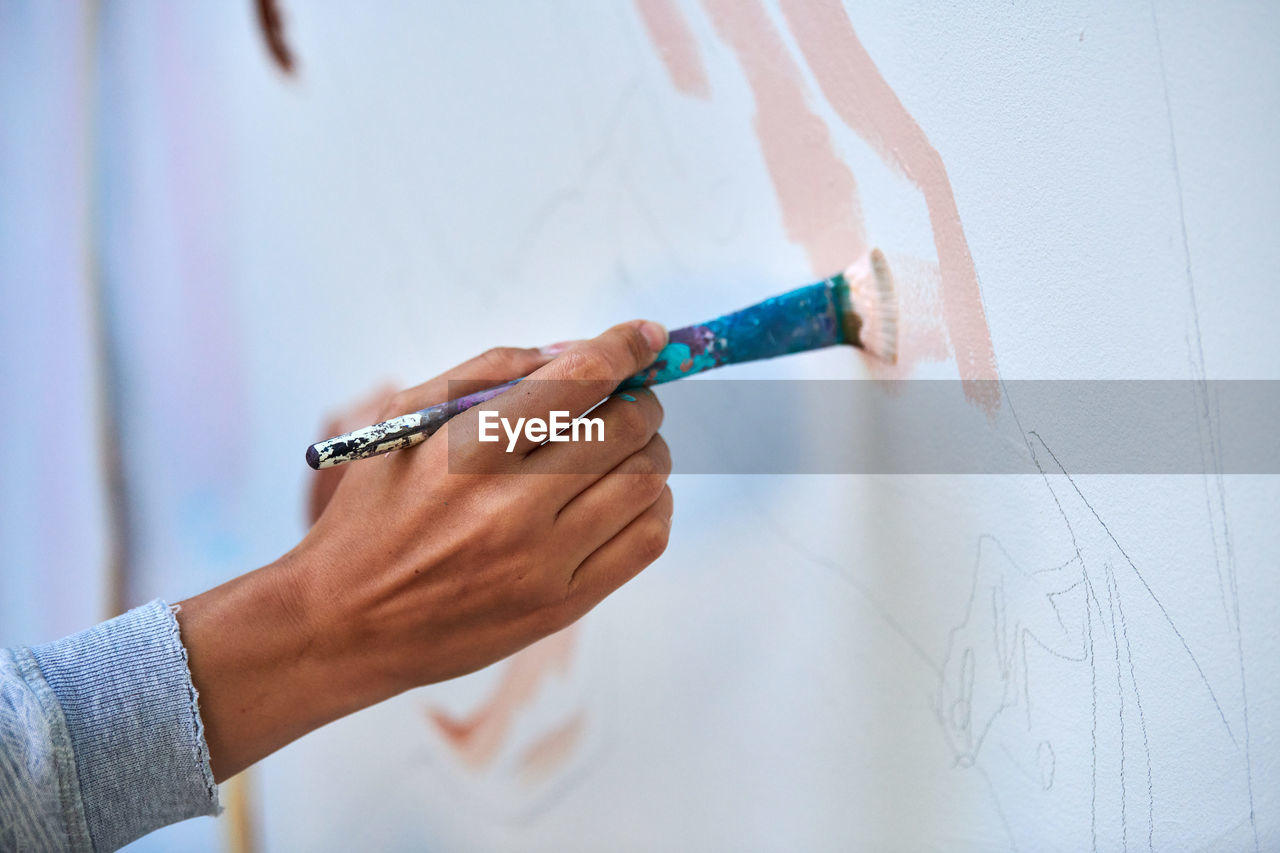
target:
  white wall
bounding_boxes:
[3,1,1275,850]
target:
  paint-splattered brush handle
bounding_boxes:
[308,275,857,470]
[306,379,519,469]
[622,277,850,388]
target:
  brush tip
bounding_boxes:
[841,248,898,364]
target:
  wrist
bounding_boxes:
[272,544,407,714]
[175,550,378,781]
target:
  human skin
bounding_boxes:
[176,320,674,782]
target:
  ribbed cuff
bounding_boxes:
[28,600,219,851]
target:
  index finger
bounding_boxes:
[454,319,668,458]
[377,346,557,420]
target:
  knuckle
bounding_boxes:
[636,521,671,564]
[639,471,668,504]
[612,400,653,446]
[479,346,512,368]
[475,493,540,552]
[530,573,571,611]
[483,523,524,559]
[482,346,538,375]
[493,493,544,540]
[379,391,412,421]
[556,347,617,384]
[627,451,660,479]
[649,434,672,474]
[489,543,538,583]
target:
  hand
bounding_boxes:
[303,339,585,523]
[175,321,674,781]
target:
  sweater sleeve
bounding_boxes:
[1,600,219,852]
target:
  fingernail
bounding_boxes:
[539,340,583,356]
[638,321,668,353]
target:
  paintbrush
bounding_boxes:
[306,249,897,469]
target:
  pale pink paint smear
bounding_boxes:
[635,0,711,99]
[519,714,586,784]
[428,625,579,771]
[779,0,1000,408]
[699,0,869,277]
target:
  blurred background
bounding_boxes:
[2,2,1277,850]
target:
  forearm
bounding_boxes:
[174,548,392,783]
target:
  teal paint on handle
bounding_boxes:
[622,275,850,389]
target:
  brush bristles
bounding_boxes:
[841,248,898,363]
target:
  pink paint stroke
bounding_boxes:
[699,0,869,278]
[635,0,711,98]
[519,713,586,785]
[779,0,1000,408]
[428,625,579,771]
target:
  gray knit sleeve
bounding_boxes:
[2,600,219,852]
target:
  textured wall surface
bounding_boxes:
[3,2,1276,850]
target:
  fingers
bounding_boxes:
[456,320,667,457]
[522,388,664,500]
[378,346,561,420]
[554,432,671,561]
[564,484,673,614]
